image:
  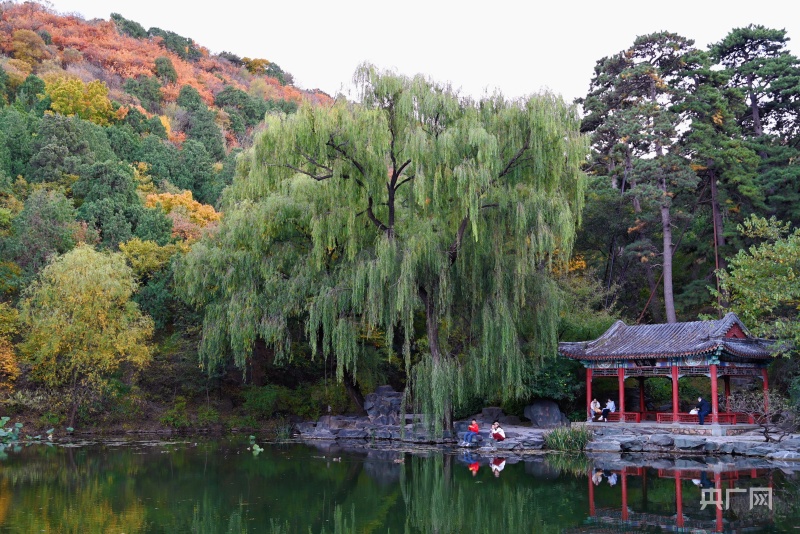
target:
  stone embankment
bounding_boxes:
[585,426,800,461]
[294,386,800,461]
[294,386,571,451]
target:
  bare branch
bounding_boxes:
[498,139,531,179]
[277,164,333,181]
[448,216,470,265]
[298,151,333,173]
[326,137,366,177]
[396,175,415,190]
[366,197,389,232]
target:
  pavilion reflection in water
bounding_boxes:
[578,464,774,533]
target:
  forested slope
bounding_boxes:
[0,2,337,430]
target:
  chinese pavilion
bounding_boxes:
[558,313,773,424]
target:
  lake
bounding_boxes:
[0,437,798,532]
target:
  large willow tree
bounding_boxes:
[177,65,587,431]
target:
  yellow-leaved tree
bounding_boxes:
[0,303,20,394]
[43,74,116,126]
[18,244,153,426]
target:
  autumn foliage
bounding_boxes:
[0,2,330,108]
[145,191,221,241]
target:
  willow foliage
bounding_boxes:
[177,64,587,431]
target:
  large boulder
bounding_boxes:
[674,437,706,450]
[363,386,403,426]
[524,400,569,427]
[649,434,674,448]
[480,407,505,423]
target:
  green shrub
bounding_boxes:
[543,425,593,451]
[39,412,64,427]
[241,380,352,422]
[159,396,191,429]
[227,414,258,430]
[196,405,219,426]
[241,386,280,419]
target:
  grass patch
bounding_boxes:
[543,425,593,451]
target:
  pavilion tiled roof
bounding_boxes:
[558,312,773,362]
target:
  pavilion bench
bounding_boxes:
[656,412,740,424]
[599,412,641,423]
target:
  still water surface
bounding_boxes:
[0,437,798,532]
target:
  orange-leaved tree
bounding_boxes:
[145,191,221,242]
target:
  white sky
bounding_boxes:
[43,0,800,103]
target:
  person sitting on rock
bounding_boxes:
[491,421,506,441]
[461,419,480,446]
[696,396,712,425]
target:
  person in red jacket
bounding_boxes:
[461,419,480,446]
[469,462,480,476]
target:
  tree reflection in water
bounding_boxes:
[0,440,798,532]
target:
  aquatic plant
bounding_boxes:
[0,416,21,444]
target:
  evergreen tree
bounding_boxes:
[154,56,178,85]
[186,107,225,161]
[579,32,703,322]
[711,26,800,223]
[3,189,78,281]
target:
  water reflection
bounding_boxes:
[0,439,797,532]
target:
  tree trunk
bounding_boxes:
[747,74,763,137]
[343,368,367,416]
[418,286,442,363]
[660,181,677,323]
[644,264,663,323]
[708,168,728,312]
[418,284,452,430]
[69,371,78,428]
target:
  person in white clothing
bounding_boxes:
[491,421,506,441]
[601,398,616,422]
[590,398,601,421]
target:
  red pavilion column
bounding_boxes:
[638,377,646,413]
[671,365,679,421]
[675,473,684,528]
[710,364,719,423]
[762,368,769,412]
[618,368,626,420]
[724,376,731,412]
[586,368,593,421]
[588,472,595,516]
[621,472,628,521]
[715,472,723,532]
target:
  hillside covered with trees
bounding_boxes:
[0,1,797,433]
